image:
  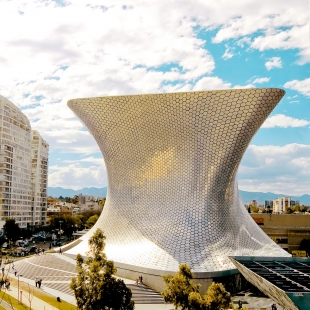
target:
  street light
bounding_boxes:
[58,221,64,245]
[59,220,63,231]
[17,274,22,303]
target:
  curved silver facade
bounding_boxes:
[67,89,290,276]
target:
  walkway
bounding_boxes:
[8,253,167,306]
[7,254,283,310]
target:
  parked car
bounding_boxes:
[52,240,62,246]
[15,240,23,246]
[14,247,29,256]
[29,245,37,253]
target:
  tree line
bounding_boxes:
[1,210,101,242]
[71,229,244,310]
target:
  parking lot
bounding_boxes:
[1,235,70,258]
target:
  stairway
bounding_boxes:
[128,283,166,304]
[10,254,167,304]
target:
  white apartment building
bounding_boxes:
[31,130,48,226]
[273,197,300,213]
[0,95,48,228]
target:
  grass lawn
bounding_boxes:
[0,290,30,310]
[9,278,76,310]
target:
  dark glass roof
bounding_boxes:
[237,259,310,292]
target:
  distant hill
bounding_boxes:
[48,187,310,205]
[239,190,310,205]
[48,187,107,198]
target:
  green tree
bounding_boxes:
[162,265,233,310]
[3,218,21,241]
[286,207,293,214]
[86,214,99,228]
[188,292,207,310]
[73,214,84,229]
[204,282,231,310]
[292,205,300,213]
[162,264,201,310]
[72,210,102,229]
[99,198,106,208]
[250,205,259,213]
[48,214,76,236]
[71,195,79,205]
[299,205,307,212]
[70,228,134,310]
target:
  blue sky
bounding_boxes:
[0,0,309,194]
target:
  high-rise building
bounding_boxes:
[265,200,273,208]
[31,130,49,226]
[0,95,48,228]
[273,197,300,213]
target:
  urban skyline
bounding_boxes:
[0,0,308,195]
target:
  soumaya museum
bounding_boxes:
[2,89,310,310]
[62,89,310,310]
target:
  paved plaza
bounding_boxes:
[1,253,285,309]
[8,253,165,305]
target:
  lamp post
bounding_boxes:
[59,220,63,231]
[17,274,22,302]
[58,221,64,240]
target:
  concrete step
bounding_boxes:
[127,283,166,304]
[12,255,168,305]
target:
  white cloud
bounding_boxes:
[252,77,270,84]
[48,163,107,189]
[238,143,310,195]
[262,114,310,128]
[208,1,308,63]
[251,24,309,55]
[265,57,282,70]
[0,0,307,190]
[236,37,251,48]
[296,46,310,65]
[284,78,310,97]
[233,84,255,89]
[193,76,231,90]
[222,47,234,60]
[62,157,105,165]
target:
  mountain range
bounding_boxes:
[239,190,310,205]
[48,187,107,198]
[48,187,310,205]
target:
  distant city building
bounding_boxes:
[47,206,60,213]
[264,200,273,209]
[273,197,300,213]
[290,199,300,207]
[0,95,49,228]
[78,193,86,205]
[76,194,101,212]
[251,199,258,207]
[46,195,103,220]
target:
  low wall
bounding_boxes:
[115,265,213,293]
